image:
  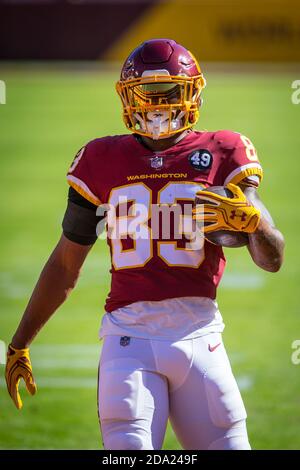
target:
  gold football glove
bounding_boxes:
[193,183,261,233]
[5,344,37,410]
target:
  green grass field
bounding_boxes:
[0,63,299,449]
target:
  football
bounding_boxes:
[195,186,249,248]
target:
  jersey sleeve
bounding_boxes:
[218,131,263,188]
[67,142,102,206]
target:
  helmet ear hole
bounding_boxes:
[123,112,134,130]
[189,109,199,124]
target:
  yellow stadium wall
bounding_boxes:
[105,0,300,62]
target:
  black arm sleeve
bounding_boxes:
[62,187,104,245]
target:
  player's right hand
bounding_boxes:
[5,344,37,410]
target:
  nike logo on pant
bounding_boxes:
[208,342,221,352]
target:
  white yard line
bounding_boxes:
[236,375,254,391]
[31,344,101,355]
[0,376,96,389]
[221,272,265,289]
[0,374,253,390]
[228,352,246,364]
[0,266,264,300]
[30,344,101,369]
[0,344,253,390]
[31,358,99,369]
[0,340,6,365]
[0,344,247,368]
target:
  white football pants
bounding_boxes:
[98,333,250,450]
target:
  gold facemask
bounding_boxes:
[116,72,206,139]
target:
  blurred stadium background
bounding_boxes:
[0,0,300,450]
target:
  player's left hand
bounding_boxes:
[5,344,37,409]
[193,183,261,233]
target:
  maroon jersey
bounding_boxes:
[67,130,263,312]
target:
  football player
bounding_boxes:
[6,39,284,450]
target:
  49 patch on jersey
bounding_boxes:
[188,149,213,171]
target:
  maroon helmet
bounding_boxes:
[116,38,206,140]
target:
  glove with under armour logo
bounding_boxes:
[5,344,37,409]
[193,183,261,233]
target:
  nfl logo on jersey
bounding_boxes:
[150,156,163,169]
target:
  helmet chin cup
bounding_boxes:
[151,116,164,140]
[134,110,186,140]
[146,111,169,140]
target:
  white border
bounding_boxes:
[224,162,262,186]
[67,174,100,204]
